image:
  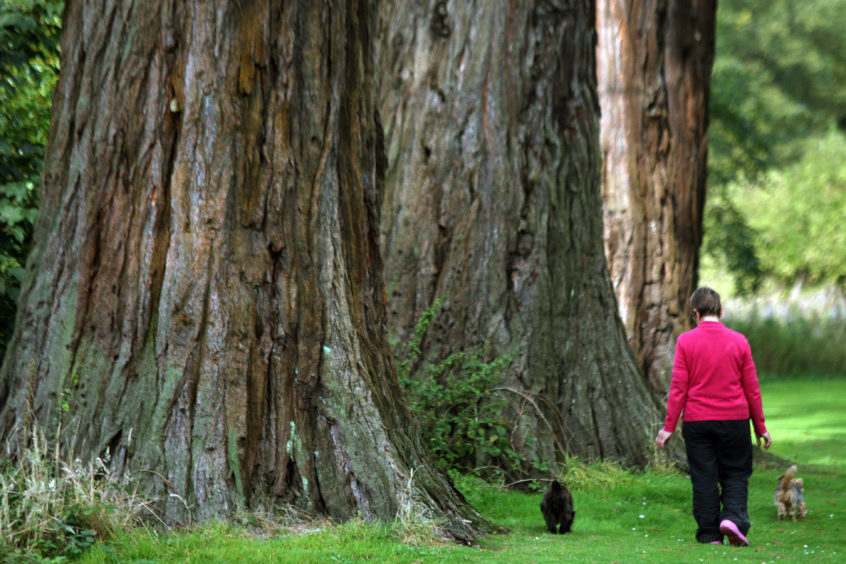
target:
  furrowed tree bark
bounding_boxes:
[597,0,715,391]
[379,0,676,469]
[0,0,488,538]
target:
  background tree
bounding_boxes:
[596,0,716,391]
[720,130,846,289]
[704,0,846,293]
[0,0,61,357]
[0,0,486,538]
[378,0,677,473]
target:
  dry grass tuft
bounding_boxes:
[0,422,157,559]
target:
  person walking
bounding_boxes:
[655,287,772,546]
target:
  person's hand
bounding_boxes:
[756,431,772,450]
[655,429,673,450]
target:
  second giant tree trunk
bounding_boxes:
[597,0,715,391]
[379,1,674,470]
[0,0,486,538]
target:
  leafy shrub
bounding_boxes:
[0,0,62,357]
[393,299,524,481]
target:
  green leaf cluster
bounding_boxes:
[402,348,520,477]
[739,130,846,287]
[393,300,525,481]
[706,0,846,293]
[0,0,61,355]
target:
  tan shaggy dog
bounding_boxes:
[774,465,806,520]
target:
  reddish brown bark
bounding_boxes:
[378,0,675,470]
[0,0,486,538]
[597,0,715,391]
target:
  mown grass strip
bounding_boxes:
[62,375,846,563]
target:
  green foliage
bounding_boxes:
[740,130,846,287]
[394,299,524,480]
[702,190,763,294]
[0,0,62,356]
[708,53,807,187]
[707,128,846,293]
[402,348,520,478]
[0,179,38,315]
[705,0,846,292]
[0,1,62,76]
[710,0,846,178]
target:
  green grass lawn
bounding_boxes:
[762,376,846,470]
[76,376,846,563]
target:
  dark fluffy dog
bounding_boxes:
[540,480,575,534]
[774,465,806,520]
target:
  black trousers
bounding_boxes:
[682,419,753,543]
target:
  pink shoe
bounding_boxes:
[710,540,723,544]
[719,520,749,547]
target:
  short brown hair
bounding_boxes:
[690,287,721,317]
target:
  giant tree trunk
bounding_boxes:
[597,0,714,391]
[379,0,674,469]
[0,0,486,538]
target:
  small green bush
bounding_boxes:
[393,299,524,481]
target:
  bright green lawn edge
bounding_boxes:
[73,376,846,563]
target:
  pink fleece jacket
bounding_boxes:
[663,320,767,436]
